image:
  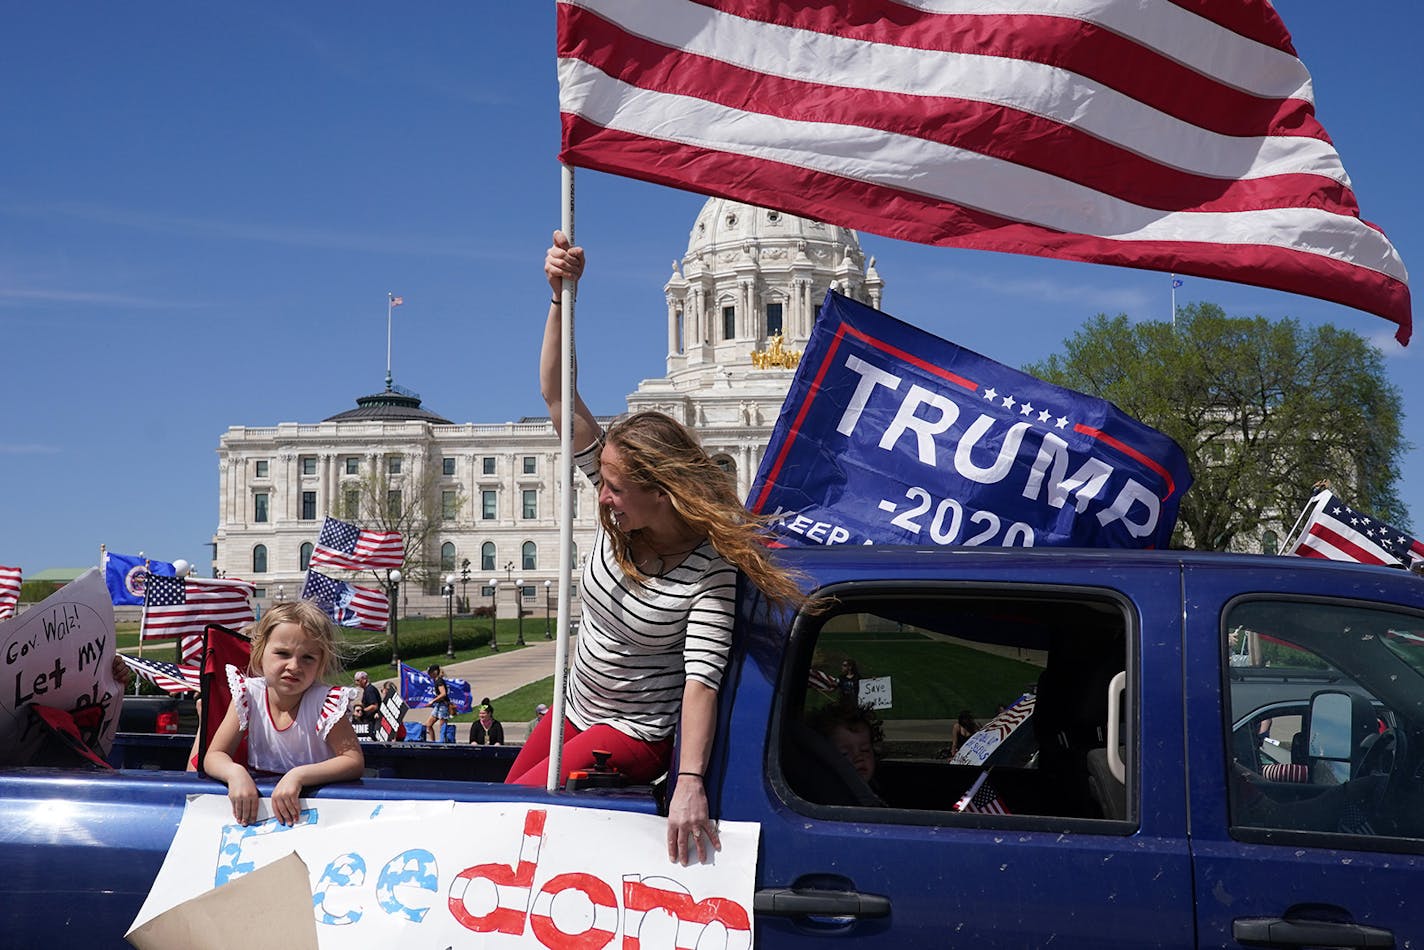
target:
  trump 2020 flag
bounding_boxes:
[398,662,473,715]
[1285,490,1424,568]
[104,551,176,606]
[308,517,404,573]
[749,292,1191,550]
[302,569,390,631]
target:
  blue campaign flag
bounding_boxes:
[749,291,1193,550]
[397,662,473,714]
[104,551,177,606]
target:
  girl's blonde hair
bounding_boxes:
[601,411,806,609]
[247,599,347,681]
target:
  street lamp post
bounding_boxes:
[544,579,553,639]
[443,573,456,659]
[460,558,471,614]
[276,584,286,603]
[515,577,526,646]
[488,578,500,653]
[387,568,403,667]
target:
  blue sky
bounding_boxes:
[2,3,1420,573]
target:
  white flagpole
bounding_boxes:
[1279,488,1331,556]
[385,293,395,390]
[548,163,576,791]
[1170,274,1178,328]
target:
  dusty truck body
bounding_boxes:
[3,546,1423,947]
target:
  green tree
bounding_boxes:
[351,457,465,598]
[1025,304,1407,551]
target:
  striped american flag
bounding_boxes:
[142,575,255,641]
[309,517,405,572]
[302,569,391,631]
[557,0,1410,343]
[1286,490,1424,568]
[0,565,20,620]
[119,654,201,695]
[954,771,1010,815]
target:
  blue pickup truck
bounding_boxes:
[3,547,1422,947]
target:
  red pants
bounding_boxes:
[505,713,672,787]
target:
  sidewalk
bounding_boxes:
[375,637,566,744]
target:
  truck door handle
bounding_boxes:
[1233,917,1394,948]
[754,887,891,918]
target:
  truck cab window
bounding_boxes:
[1223,599,1424,847]
[777,588,1133,825]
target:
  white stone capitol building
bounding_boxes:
[212,198,885,618]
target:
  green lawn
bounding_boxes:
[813,629,1041,721]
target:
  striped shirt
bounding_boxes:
[567,439,738,742]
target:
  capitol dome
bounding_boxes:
[654,198,885,394]
[684,198,865,264]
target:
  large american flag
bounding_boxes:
[1286,490,1424,568]
[302,569,391,631]
[142,575,256,642]
[557,0,1410,343]
[309,516,405,573]
[0,565,20,620]
[119,654,201,695]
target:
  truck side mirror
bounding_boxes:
[1306,690,1357,784]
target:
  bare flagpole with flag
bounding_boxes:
[549,163,576,791]
[386,292,404,390]
[1171,275,1183,328]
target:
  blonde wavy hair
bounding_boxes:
[247,599,348,682]
[600,411,806,609]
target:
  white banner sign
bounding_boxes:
[858,675,892,710]
[0,568,120,764]
[131,795,760,948]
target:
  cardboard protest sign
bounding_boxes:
[0,569,121,765]
[750,291,1192,549]
[132,795,759,948]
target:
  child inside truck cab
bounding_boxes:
[203,600,364,826]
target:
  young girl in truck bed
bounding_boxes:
[203,600,364,825]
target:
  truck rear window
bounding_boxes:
[777,586,1132,825]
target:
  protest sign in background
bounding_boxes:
[750,292,1192,550]
[133,795,759,948]
[0,569,121,764]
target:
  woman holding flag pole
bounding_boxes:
[511,230,806,864]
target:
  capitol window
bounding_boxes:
[481,541,495,572]
[766,302,783,337]
[252,545,267,574]
[301,456,317,476]
[388,456,402,475]
[522,489,537,519]
[301,491,316,520]
[443,457,456,476]
[345,457,360,475]
[253,493,269,523]
[522,541,537,571]
[723,305,736,341]
[523,456,537,475]
[442,490,457,521]
[254,459,269,478]
[387,489,402,519]
[482,490,497,520]
[482,456,496,475]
